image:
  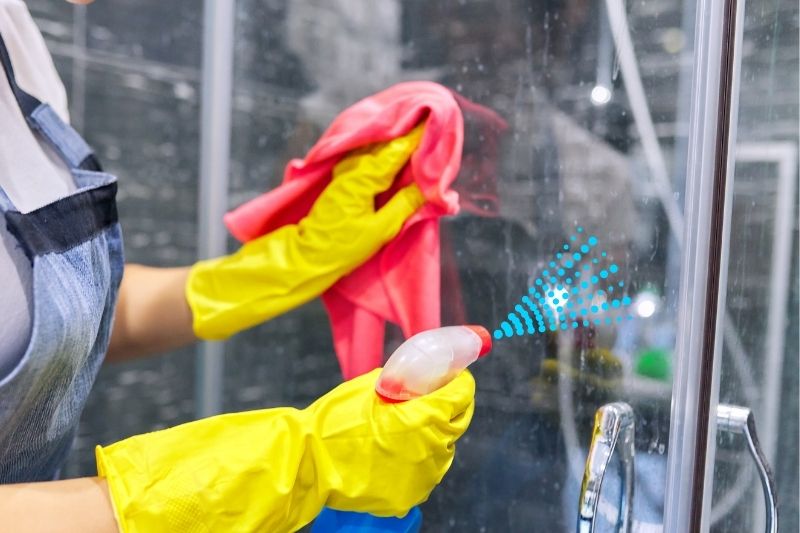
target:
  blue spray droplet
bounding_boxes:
[515,305,535,334]
[550,277,558,284]
[591,305,599,313]
[501,322,513,337]
[549,261,557,268]
[572,287,580,295]
[580,244,590,253]
[616,316,623,323]
[525,298,546,325]
[602,302,609,310]
[558,268,565,276]
[572,321,579,329]
[574,271,581,278]
[608,286,615,293]
[588,236,598,246]
[583,320,590,327]
[618,281,625,287]
[569,311,577,319]
[565,278,573,285]
[573,253,582,261]
[612,299,621,308]
[581,281,589,289]
[594,318,601,325]
[556,253,563,259]
[565,260,574,268]
[622,296,632,306]
[539,326,546,333]
[577,227,584,233]
[601,251,607,257]
[563,244,570,251]
[580,308,588,316]
[550,324,558,331]
[576,298,584,304]
[548,291,555,297]
[542,270,549,277]
[609,264,619,273]
[560,323,568,330]
[535,279,543,285]
[508,313,524,335]
[583,264,591,271]
[493,329,503,339]
[592,258,600,264]
[600,270,608,279]
[591,276,599,284]
[570,235,577,241]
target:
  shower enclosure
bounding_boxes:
[26,0,797,530]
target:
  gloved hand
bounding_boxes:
[187,125,426,340]
[96,368,475,533]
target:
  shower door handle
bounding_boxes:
[716,404,778,533]
[577,402,635,533]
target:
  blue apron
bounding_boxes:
[0,32,124,483]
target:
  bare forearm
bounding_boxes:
[107,264,197,362]
[0,477,118,533]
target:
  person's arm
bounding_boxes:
[0,477,118,533]
[106,264,196,362]
[107,127,425,362]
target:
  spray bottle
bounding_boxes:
[375,325,492,401]
[313,325,492,533]
[312,326,492,533]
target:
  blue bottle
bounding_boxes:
[311,507,422,533]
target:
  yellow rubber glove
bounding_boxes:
[187,125,426,340]
[96,368,475,533]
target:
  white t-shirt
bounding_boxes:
[0,0,76,375]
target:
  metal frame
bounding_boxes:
[663,0,742,530]
[699,0,746,527]
[195,0,235,418]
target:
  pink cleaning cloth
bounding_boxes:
[224,81,505,379]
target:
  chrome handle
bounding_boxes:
[716,404,778,533]
[577,402,635,533]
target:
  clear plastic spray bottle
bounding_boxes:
[376,325,493,401]
[313,325,492,533]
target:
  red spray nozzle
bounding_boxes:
[465,325,493,358]
[376,325,493,402]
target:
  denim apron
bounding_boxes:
[0,33,124,482]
